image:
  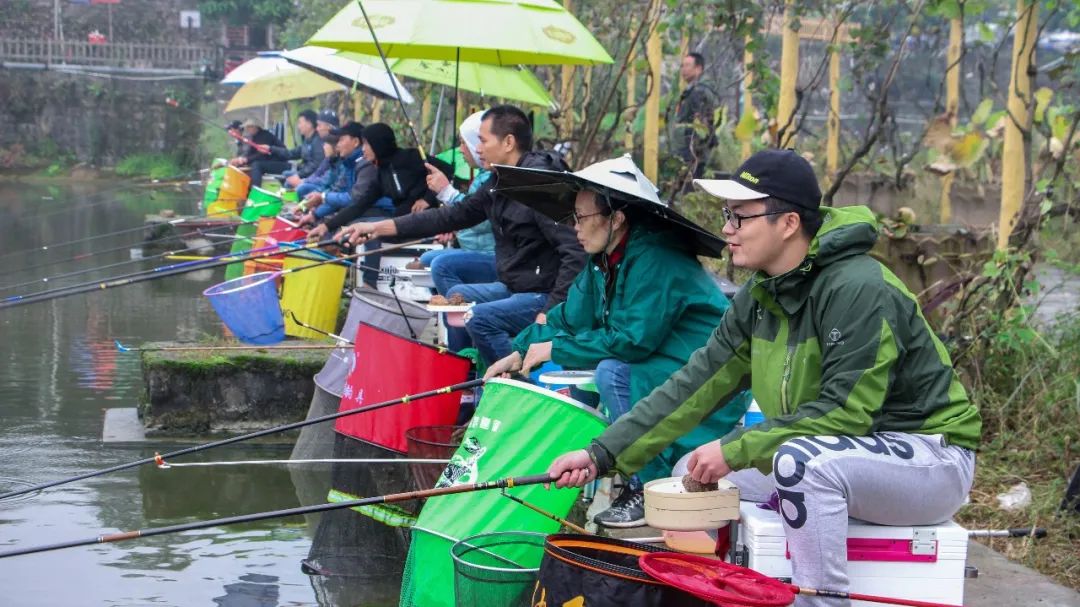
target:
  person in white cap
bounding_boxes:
[335,105,586,368]
[484,154,751,528]
[545,149,981,606]
[418,110,499,352]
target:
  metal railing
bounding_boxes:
[0,38,218,71]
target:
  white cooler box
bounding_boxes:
[734,501,968,607]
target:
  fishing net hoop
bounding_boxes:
[638,552,795,607]
[203,271,281,296]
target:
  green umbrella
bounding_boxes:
[434,148,474,181]
[307,0,614,66]
[282,47,557,109]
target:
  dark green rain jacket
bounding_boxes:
[514,225,750,480]
[594,206,982,476]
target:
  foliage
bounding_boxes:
[198,0,294,26]
[947,260,1080,590]
[114,154,188,180]
[279,0,345,48]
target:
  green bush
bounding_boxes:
[115,153,187,180]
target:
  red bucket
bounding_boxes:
[335,323,471,453]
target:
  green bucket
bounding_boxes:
[282,189,299,203]
[246,186,283,218]
[203,166,226,204]
[400,379,607,607]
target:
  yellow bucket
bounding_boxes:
[217,166,251,216]
[280,252,346,340]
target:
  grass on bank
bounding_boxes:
[953,309,1080,591]
[114,153,187,180]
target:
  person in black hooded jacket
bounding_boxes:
[308,123,440,239]
[336,105,587,366]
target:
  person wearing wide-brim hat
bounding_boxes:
[227,118,289,187]
[484,154,751,528]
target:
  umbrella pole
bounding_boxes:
[355,0,424,157]
[450,47,461,177]
[429,87,445,153]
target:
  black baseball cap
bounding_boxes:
[331,121,364,140]
[317,109,339,127]
[694,149,822,210]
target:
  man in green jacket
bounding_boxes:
[486,155,749,527]
[547,150,981,606]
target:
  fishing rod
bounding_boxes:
[499,490,591,535]
[0,471,552,559]
[2,232,389,307]
[284,310,356,344]
[9,168,202,223]
[0,238,335,310]
[156,457,450,468]
[114,340,343,354]
[165,97,271,154]
[0,198,255,263]
[0,378,483,502]
[0,220,273,291]
[355,0,424,157]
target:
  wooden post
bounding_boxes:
[643,0,662,182]
[997,0,1037,249]
[561,0,576,135]
[940,14,963,223]
[372,98,383,122]
[776,0,799,148]
[826,39,841,180]
[742,34,754,160]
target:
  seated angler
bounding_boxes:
[294,133,339,201]
[309,122,443,287]
[299,122,371,230]
[275,109,325,189]
[547,150,982,607]
[484,154,749,528]
[335,105,586,366]
[418,110,498,350]
[227,118,290,187]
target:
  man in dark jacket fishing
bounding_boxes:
[276,109,325,187]
[546,150,981,607]
[228,118,290,187]
[337,105,586,365]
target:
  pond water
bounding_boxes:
[0,181,376,606]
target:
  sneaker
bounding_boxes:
[593,486,646,528]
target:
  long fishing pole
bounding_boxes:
[114,341,343,354]
[9,169,202,223]
[355,0,424,156]
[165,97,272,154]
[156,457,449,468]
[0,221,304,292]
[0,239,334,310]
[0,198,254,263]
[0,471,551,559]
[0,378,483,502]
[1,232,304,304]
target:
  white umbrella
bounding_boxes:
[222,48,414,104]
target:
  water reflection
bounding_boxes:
[0,182,342,605]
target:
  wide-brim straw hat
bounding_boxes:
[492,154,726,257]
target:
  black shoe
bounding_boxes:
[593,486,646,528]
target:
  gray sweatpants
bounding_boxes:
[676,432,975,607]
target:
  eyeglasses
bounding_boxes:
[722,207,789,230]
[565,210,606,225]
